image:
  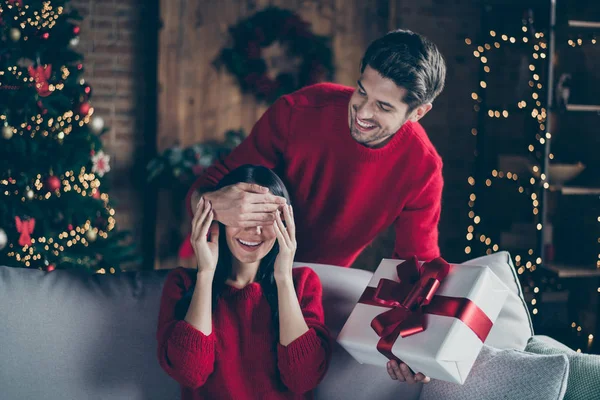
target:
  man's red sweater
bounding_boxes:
[187,83,443,267]
[157,266,331,400]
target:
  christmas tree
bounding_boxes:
[0,0,138,273]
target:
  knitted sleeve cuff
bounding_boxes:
[278,328,322,365]
[169,320,215,353]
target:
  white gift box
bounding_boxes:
[337,258,509,384]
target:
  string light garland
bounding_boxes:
[464,21,548,321]
[466,15,600,352]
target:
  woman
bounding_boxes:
[156,165,332,400]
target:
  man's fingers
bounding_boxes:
[244,202,283,213]
[236,182,269,194]
[239,212,276,223]
[400,363,415,384]
[390,360,405,382]
[244,192,287,205]
[386,362,397,380]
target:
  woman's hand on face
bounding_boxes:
[273,204,296,283]
[191,197,220,273]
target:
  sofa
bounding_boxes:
[0,251,580,400]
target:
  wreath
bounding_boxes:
[215,6,335,104]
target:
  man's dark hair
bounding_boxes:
[360,29,446,112]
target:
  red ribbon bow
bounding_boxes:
[15,216,36,247]
[358,256,493,362]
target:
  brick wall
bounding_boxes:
[71,0,157,267]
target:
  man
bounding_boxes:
[187,28,446,268]
[187,28,446,385]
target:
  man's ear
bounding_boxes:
[408,103,433,122]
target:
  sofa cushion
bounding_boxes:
[419,344,569,400]
[462,251,534,350]
[294,262,422,400]
[0,265,180,400]
[526,335,600,400]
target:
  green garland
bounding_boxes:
[215,6,335,104]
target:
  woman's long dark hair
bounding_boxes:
[176,164,291,341]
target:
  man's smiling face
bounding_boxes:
[347,66,412,149]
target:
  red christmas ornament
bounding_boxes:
[84,85,91,95]
[47,265,56,272]
[77,64,83,70]
[15,216,35,247]
[73,26,81,35]
[92,190,101,199]
[90,149,95,156]
[28,65,52,97]
[46,176,61,191]
[42,32,50,40]
[67,224,73,231]
[78,102,91,116]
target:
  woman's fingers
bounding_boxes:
[282,204,296,243]
[200,204,214,238]
[272,212,286,246]
[191,197,204,233]
[208,220,219,244]
[192,199,211,242]
[274,209,290,247]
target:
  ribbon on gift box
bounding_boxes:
[358,256,494,362]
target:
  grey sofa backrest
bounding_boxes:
[0,266,180,400]
[0,263,423,400]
